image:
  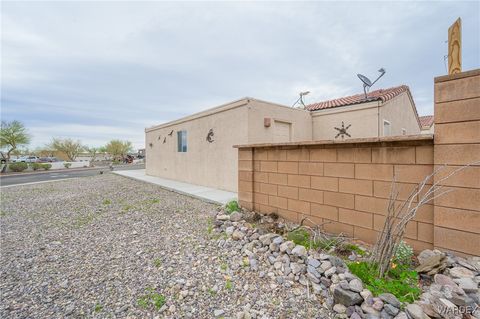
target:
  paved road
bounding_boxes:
[0,164,145,187]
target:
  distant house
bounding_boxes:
[306,85,421,139]
[145,85,424,192]
[419,115,434,134]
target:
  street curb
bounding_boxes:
[0,178,82,188]
[0,164,141,178]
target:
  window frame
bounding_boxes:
[177,130,187,152]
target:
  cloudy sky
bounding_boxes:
[1,1,479,149]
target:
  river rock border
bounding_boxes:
[212,209,480,319]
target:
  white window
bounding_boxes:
[383,120,391,136]
[177,130,187,152]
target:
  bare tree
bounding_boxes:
[49,138,85,162]
[371,162,479,278]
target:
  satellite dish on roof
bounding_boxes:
[357,68,386,99]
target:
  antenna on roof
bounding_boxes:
[291,91,310,108]
[357,68,386,99]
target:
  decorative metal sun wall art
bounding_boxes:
[334,122,351,139]
[206,129,214,143]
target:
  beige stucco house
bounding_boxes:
[145,85,423,192]
[307,85,421,139]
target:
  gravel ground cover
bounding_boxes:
[0,174,329,318]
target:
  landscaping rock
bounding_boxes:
[349,279,363,293]
[291,245,307,258]
[232,230,245,240]
[229,211,242,222]
[406,304,429,319]
[379,293,401,309]
[383,304,399,316]
[308,258,321,268]
[453,278,478,293]
[279,241,295,253]
[333,287,363,306]
[417,249,442,264]
[333,303,347,313]
[217,214,230,221]
[415,254,447,275]
[449,267,475,279]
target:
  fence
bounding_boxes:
[236,69,479,256]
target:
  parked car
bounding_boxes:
[39,157,59,163]
[13,156,40,163]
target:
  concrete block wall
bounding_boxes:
[238,138,435,252]
[238,68,479,256]
[433,69,480,256]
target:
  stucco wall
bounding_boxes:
[247,100,312,143]
[145,101,249,192]
[311,102,380,140]
[145,99,313,192]
[379,92,421,136]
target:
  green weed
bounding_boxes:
[102,199,112,205]
[225,279,233,290]
[94,303,103,312]
[225,200,240,214]
[137,287,166,310]
[348,261,420,303]
[153,258,162,268]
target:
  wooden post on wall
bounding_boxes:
[448,18,462,75]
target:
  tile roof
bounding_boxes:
[306,85,410,111]
[419,115,434,127]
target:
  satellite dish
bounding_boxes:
[357,68,386,99]
[357,74,372,87]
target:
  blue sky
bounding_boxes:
[1,1,479,149]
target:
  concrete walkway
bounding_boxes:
[113,169,237,205]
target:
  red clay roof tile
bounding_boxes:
[306,85,410,111]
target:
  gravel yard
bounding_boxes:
[0,174,328,318]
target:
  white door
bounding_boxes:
[274,121,291,142]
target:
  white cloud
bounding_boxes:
[1,1,479,149]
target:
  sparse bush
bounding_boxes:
[30,163,42,171]
[42,163,52,170]
[225,200,240,214]
[9,162,28,172]
[64,163,72,169]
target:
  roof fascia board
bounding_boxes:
[145,98,251,132]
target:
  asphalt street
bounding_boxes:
[0,164,145,187]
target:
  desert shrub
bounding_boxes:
[348,261,420,303]
[64,163,72,169]
[9,162,28,172]
[225,200,240,214]
[287,228,342,251]
[42,163,52,170]
[337,242,366,256]
[30,163,42,171]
